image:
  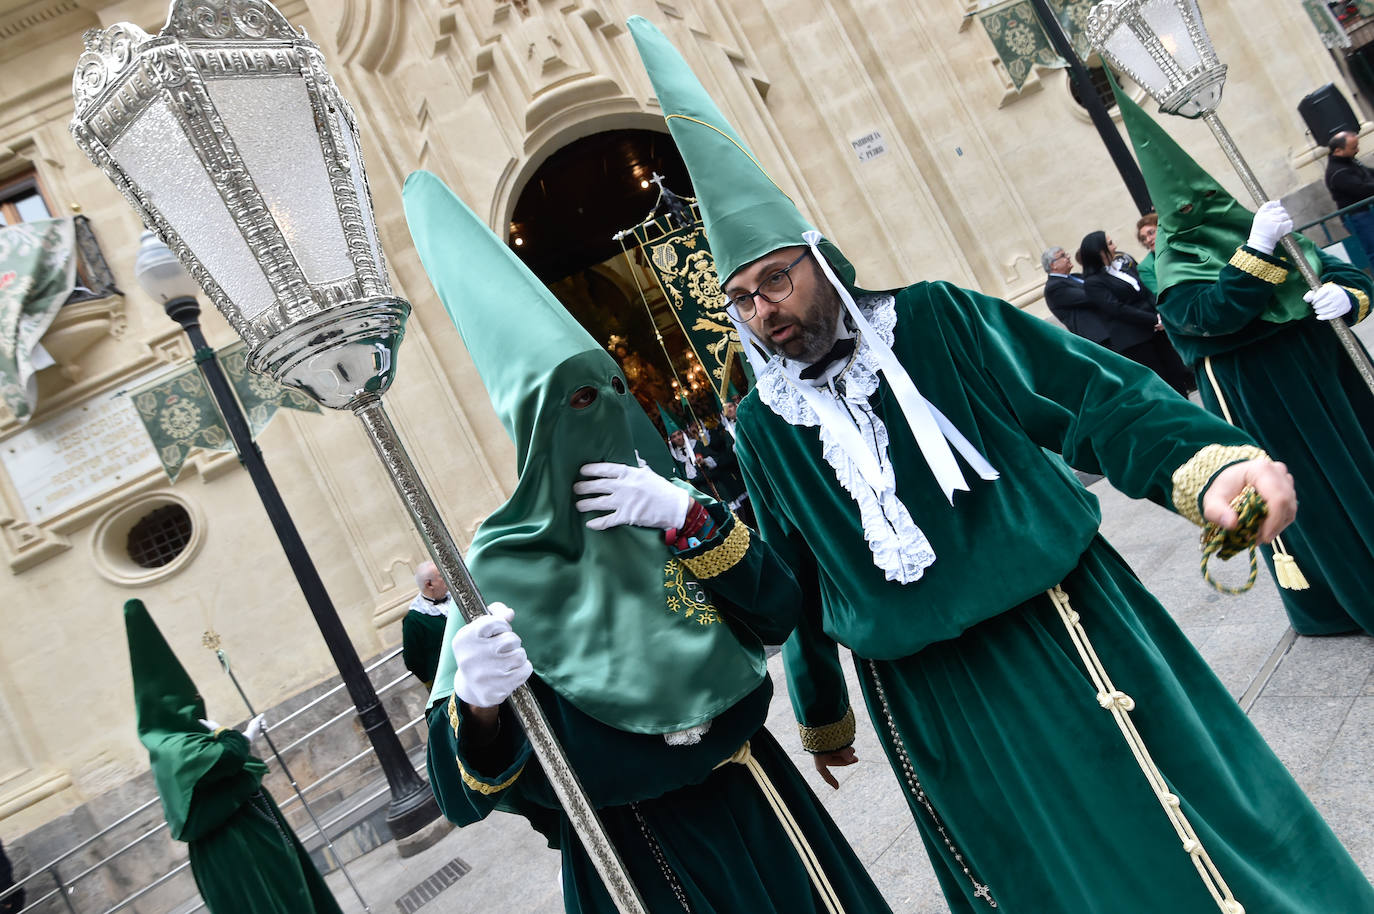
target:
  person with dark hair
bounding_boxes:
[1136,213,1160,293]
[1041,245,1112,346]
[1079,230,1194,395]
[0,837,24,914]
[1324,130,1374,265]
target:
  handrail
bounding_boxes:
[1294,195,1374,244]
[6,648,421,914]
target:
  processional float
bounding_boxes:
[68,2,647,911]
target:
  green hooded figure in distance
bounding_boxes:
[125,600,340,914]
[1116,83,1374,637]
[403,171,895,914]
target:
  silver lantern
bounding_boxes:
[1087,0,1374,393]
[70,3,648,911]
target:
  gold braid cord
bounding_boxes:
[1227,248,1287,285]
[681,517,750,579]
[448,696,525,797]
[1199,487,1264,595]
[1340,285,1371,323]
[1047,586,1244,914]
[715,742,848,914]
[799,707,857,754]
[1170,444,1268,526]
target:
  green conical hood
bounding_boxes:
[126,599,264,839]
[658,403,682,435]
[1113,80,1316,323]
[127,599,205,739]
[628,17,855,287]
[404,171,766,734]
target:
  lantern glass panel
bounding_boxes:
[1139,0,1200,72]
[202,75,353,285]
[1101,26,1171,98]
[112,98,277,320]
[335,106,386,283]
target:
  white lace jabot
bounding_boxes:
[756,294,937,583]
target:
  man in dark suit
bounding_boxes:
[1325,131,1374,266]
[1041,246,1110,347]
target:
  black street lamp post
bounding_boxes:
[1028,0,1154,215]
[136,235,440,840]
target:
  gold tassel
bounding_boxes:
[1272,550,1310,591]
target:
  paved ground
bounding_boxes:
[327,321,1374,913]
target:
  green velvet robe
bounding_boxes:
[1158,245,1374,634]
[735,283,1374,913]
[176,730,341,914]
[425,510,893,914]
[402,609,449,688]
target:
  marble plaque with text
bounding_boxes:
[1,377,164,522]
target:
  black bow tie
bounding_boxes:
[799,336,857,381]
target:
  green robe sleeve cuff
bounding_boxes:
[1170,443,1270,526]
[672,502,803,643]
[798,707,856,754]
[426,697,531,826]
[449,696,529,796]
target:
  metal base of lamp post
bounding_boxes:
[162,295,441,843]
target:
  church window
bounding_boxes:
[126,503,195,568]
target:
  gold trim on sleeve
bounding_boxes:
[799,707,857,754]
[1228,248,1287,285]
[459,760,525,796]
[1341,285,1371,322]
[681,516,751,579]
[447,694,461,739]
[1170,443,1268,526]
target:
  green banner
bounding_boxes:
[0,217,76,423]
[220,344,320,436]
[633,210,744,404]
[130,345,319,482]
[130,365,231,483]
[979,0,1060,91]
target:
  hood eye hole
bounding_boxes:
[570,386,598,409]
[1203,189,1217,197]
[1178,203,1194,214]
[611,376,626,395]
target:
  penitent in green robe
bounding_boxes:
[426,509,894,914]
[175,729,341,914]
[1159,245,1374,635]
[401,608,449,688]
[735,284,1374,913]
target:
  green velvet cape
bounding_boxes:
[400,610,448,687]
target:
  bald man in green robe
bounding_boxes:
[626,16,1374,914]
[125,600,341,914]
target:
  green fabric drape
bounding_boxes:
[0,217,75,423]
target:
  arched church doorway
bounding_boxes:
[509,127,747,436]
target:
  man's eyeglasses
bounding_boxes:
[724,250,810,322]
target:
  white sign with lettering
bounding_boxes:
[851,130,889,163]
[1,376,164,522]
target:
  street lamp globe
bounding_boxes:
[133,231,200,305]
[1086,0,1226,117]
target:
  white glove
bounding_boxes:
[243,714,267,743]
[197,718,222,732]
[1305,282,1352,321]
[1246,201,1293,255]
[573,462,692,531]
[451,603,532,709]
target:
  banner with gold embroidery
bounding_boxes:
[220,344,321,436]
[632,208,746,404]
[130,343,320,482]
[976,0,1095,91]
[130,363,231,483]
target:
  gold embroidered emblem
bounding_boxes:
[663,559,723,625]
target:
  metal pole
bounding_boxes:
[1029,0,1154,214]
[1200,113,1374,395]
[349,396,650,914]
[215,650,372,913]
[162,296,440,839]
